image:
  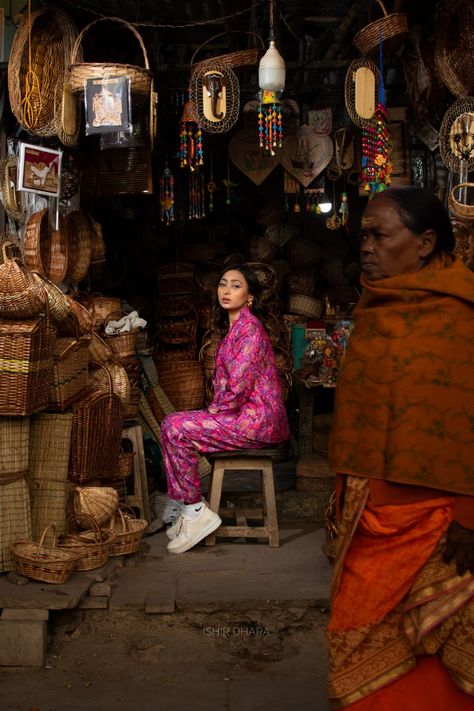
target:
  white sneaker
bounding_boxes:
[166,515,182,540]
[167,503,221,554]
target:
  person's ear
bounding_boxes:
[419,229,436,258]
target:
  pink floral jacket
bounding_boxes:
[209,307,290,443]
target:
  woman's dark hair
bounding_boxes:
[212,263,269,337]
[382,187,455,257]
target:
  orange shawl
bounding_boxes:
[329,255,474,496]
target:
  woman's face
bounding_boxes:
[217,269,251,320]
[359,193,436,281]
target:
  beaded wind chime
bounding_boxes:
[258,91,283,156]
[179,99,204,169]
[159,162,175,225]
[188,171,206,219]
[360,35,393,196]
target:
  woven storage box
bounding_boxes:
[353,0,408,56]
[68,367,124,483]
[12,523,79,583]
[29,412,73,540]
[0,416,30,484]
[108,505,148,557]
[0,242,45,320]
[288,294,323,319]
[1,478,32,572]
[48,336,90,411]
[69,17,152,101]
[157,360,205,410]
[23,209,68,285]
[73,486,119,526]
[0,313,55,416]
[59,513,115,570]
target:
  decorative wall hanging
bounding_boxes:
[159,163,175,225]
[280,125,334,188]
[190,60,240,134]
[284,171,300,212]
[17,143,62,198]
[84,76,131,136]
[7,5,78,136]
[353,0,408,57]
[222,161,238,205]
[308,108,332,135]
[207,157,216,212]
[188,171,206,219]
[258,91,283,156]
[228,129,281,186]
[434,0,474,98]
[344,58,380,128]
[179,99,204,169]
[439,98,474,173]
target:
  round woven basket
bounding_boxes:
[246,262,277,288]
[32,271,70,324]
[248,236,280,263]
[65,211,92,282]
[285,237,322,269]
[85,294,122,329]
[434,0,474,98]
[69,17,152,100]
[439,97,474,173]
[11,523,80,584]
[288,294,323,319]
[190,31,264,73]
[0,242,45,320]
[344,58,380,129]
[23,209,68,285]
[353,0,408,56]
[8,8,79,136]
[108,505,148,557]
[89,361,131,409]
[448,183,474,224]
[157,360,205,410]
[73,485,119,527]
[59,513,115,571]
[286,269,316,296]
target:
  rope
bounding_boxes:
[19,0,42,129]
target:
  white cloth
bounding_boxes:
[105,310,147,335]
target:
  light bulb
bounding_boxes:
[319,192,332,213]
[258,40,286,92]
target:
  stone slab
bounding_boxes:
[0,572,94,610]
[78,596,109,610]
[1,608,49,621]
[0,618,47,667]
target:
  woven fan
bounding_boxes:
[190,59,240,134]
[434,0,474,98]
[439,97,474,172]
[344,58,380,128]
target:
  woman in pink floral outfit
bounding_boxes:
[161,264,290,554]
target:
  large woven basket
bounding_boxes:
[0,242,45,320]
[69,17,152,100]
[108,505,148,557]
[7,8,79,136]
[59,513,115,571]
[68,364,124,483]
[23,209,68,285]
[288,294,323,319]
[32,272,70,325]
[156,262,194,296]
[89,360,131,410]
[434,0,474,98]
[353,0,408,56]
[48,335,90,411]
[157,360,205,411]
[85,294,122,330]
[73,485,119,526]
[65,210,92,282]
[12,523,79,584]
[0,416,30,485]
[448,183,474,224]
[0,312,55,416]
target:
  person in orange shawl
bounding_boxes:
[327,187,474,711]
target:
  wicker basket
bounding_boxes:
[157,360,205,411]
[154,341,197,363]
[248,236,280,263]
[103,312,139,359]
[191,31,264,73]
[59,513,115,571]
[156,262,194,296]
[68,364,124,483]
[85,295,122,329]
[0,416,30,485]
[23,209,68,285]
[155,311,198,345]
[11,523,80,584]
[69,17,152,100]
[284,238,322,269]
[288,294,323,319]
[32,272,70,325]
[448,183,474,224]
[286,269,316,296]
[73,485,119,526]
[7,8,79,136]
[434,0,474,98]
[353,0,408,56]
[108,505,148,557]
[0,242,45,320]
[0,312,55,416]
[65,210,92,282]
[117,449,134,479]
[89,360,131,410]
[48,335,90,411]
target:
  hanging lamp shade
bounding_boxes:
[258,40,286,92]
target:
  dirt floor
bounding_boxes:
[0,606,330,711]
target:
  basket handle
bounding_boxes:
[190,31,264,66]
[36,523,57,557]
[67,512,101,542]
[90,360,114,396]
[450,182,474,199]
[71,16,150,70]
[368,0,389,21]
[109,504,136,533]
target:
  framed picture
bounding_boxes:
[17,143,62,197]
[84,76,131,135]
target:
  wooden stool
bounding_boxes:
[205,447,288,548]
[121,423,151,522]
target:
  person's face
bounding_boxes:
[359,194,436,281]
[217,269,251,320]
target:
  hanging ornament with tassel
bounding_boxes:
[179,98,204,170]
[159,161,175,225]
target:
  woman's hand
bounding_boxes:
[442,521,474,576]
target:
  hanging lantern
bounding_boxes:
[179,99,204,170]
[258,1,286,93]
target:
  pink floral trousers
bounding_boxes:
[161,409,266,503]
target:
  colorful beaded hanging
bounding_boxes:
[179,99,204,170]
[284,170,299,212]
[207,155,216,212]
[159,162,175,225]
[222,159,237,205]
[360,31,393,197]
[258,90,283,156]
[188,170,205,220]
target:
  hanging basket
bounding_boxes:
[434,0,474,98]
[353,0,408,56]
[344,58,380,129]
[69,17,152,101]
[448,183,474,224]
[190,59,240,134]
[190,31,264,73]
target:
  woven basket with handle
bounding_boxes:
[69,17,152,100]
[353,0,408,56]
[12,523,80,584]
[48,333,90,412]
[24,208,68,285]
[59,513,115,571]
[108,504,148,557]
[448,183,474,224]
[190,31,264,73]
[0,241,45,320]
[73,485,119,526]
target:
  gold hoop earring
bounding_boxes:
[247,298,253,308]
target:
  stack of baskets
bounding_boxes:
[59,513,115,571]
[156,360,206,411]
